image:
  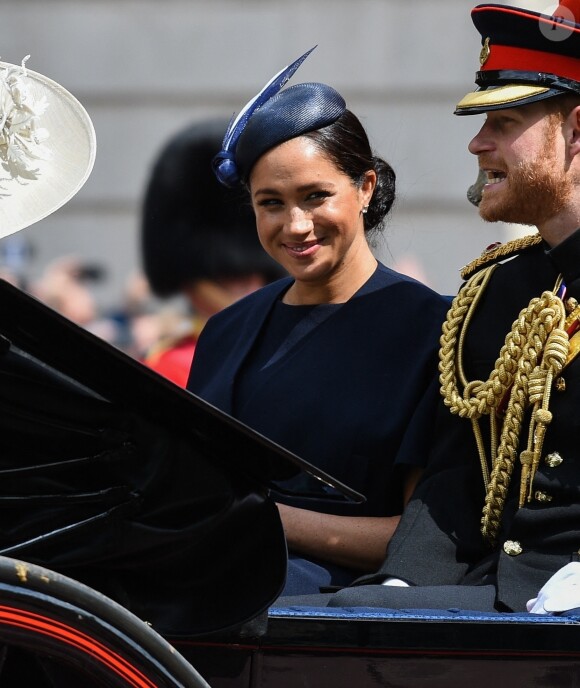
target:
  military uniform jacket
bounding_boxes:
[378,229,580,612]
[187,263,449,518]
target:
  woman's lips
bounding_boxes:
[283,240,321,258]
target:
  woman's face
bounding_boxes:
[249,136,376,302]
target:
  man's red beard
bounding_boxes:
[478,121,573,227]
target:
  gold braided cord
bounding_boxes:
[440,266,498,489]
[439,267,569,545]
[460,233,542,281]
[481,298,567,541]
[439,265,518,422]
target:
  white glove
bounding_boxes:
[526,562,580,614]
[381,577,410,587]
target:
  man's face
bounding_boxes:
[468,102,573,228]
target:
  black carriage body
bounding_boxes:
[175,607,580,687]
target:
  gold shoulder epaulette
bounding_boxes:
[460,233,543,280]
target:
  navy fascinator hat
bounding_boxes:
[212,47,346,188]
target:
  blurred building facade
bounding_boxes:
[0,0,546,308]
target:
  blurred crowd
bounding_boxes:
[0,252,173,359]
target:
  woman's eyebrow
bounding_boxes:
[254,182,333,197]
[253,187,281,197]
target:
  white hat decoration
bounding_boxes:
[0,56,96,238]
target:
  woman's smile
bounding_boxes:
[283,239,322,258]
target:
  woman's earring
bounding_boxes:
[362,205,369,215]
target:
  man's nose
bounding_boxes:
[468,123,494,156]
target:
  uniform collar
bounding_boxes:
[545,228,580,285]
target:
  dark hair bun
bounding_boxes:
[365,157,396,232]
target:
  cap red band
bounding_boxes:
[481,44,580,82]
[472,5,580,35]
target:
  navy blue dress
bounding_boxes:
[187,263,449,592]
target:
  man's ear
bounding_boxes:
[569,105,580,159]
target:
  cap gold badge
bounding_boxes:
[479,37,491,66]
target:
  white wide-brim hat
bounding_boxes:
[0,57,96,238]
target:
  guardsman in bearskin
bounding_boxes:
[281,0,580,614]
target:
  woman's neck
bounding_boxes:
[282,253,378,306]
